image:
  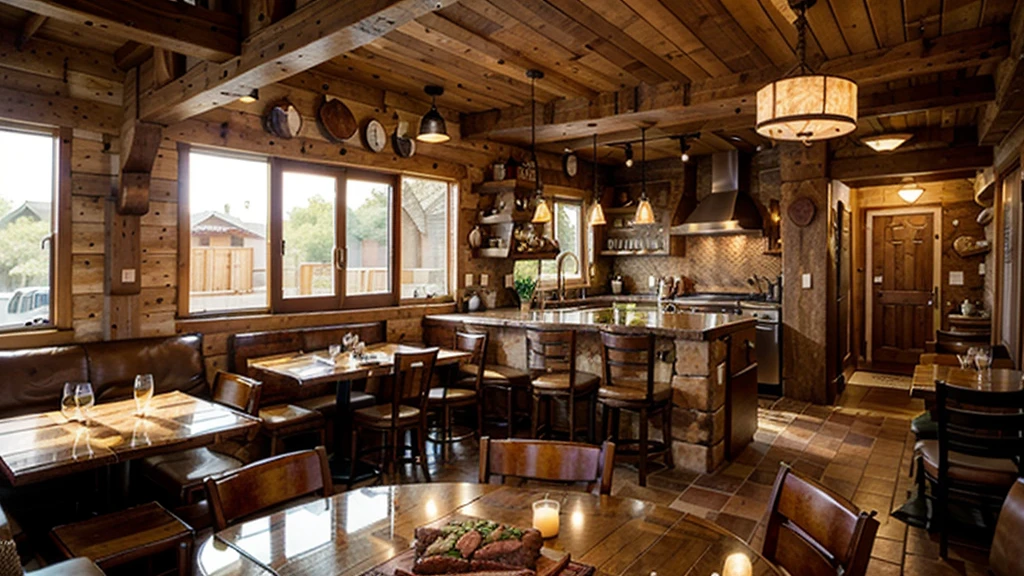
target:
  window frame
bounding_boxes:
[534,195,589,290]
[0,124,70,333]
[398,175,455,304]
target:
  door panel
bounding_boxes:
[871,212,935,366]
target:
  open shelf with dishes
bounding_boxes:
[593,184,688,257]
[469,181,559,260]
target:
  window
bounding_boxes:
[186,149,269,314]
[513,198,587,285]
[270,161,398,312]
[0,128,58,330]
[400,176,451,299]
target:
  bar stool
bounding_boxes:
[526,329,599,442]
[598,331,673,487]
[454,329,532,438]
[427,331,487,453]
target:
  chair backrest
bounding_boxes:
[763,463,878,576]
[934,330,993,355]
[455,331,488,390]
[385,349,439,416]
[212,371,262,416]
[478,437,615,495]
[600,331,655,402]
[526,328,576,377]
[204,446,333,531]
[991,478,1024,576]
[935,381,1024,473]
[919,353,1015,369]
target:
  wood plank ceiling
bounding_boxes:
[0,0,1016,161]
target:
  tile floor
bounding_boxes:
[407,383,994,576]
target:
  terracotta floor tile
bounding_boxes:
[677,485,731,510]
[748,466,781,486]
[694,472,744,494]
[859,476,897,497]
[867,558,903,576]
[708,511,758,541]
[820,475,858,500]
[872,537,905,564]
[791,459,825,480]
[721,493,768,522]
[824,462,864,480]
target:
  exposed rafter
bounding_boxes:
[831,146,993,182]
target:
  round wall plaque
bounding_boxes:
[788,196,816,227]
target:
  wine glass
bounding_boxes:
[60,383,79,423]
[974,347,993,372]
[342,332,357,351]
[74,382,95,425]
[134,374,154,416]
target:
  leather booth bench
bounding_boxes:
[0,334,209,421]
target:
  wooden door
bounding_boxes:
[871,212,936,367]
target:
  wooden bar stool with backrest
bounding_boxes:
[763,463,879,576]
[204,447,333,531]
[427,332,487,450]
[142,371,263,505]
[350,348,439,485]
[478,437,615,495]
[921,381,1024,558]
[989,477,1024,576]
[597,332,673,487]
[526,329,599,443]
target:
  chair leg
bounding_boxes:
[348,427,359,488]
[507,387,515,439]
[530,394,540,439]
[639,407,649,487]
[269,433,279,457]
[588,394,596,444]
[178,539,192,576]
[602,403,610,441]
[568,394,576,442]
[418,426,432,482]
[319,427,327,448]
[937,476,948,558]
[662,404,674,469]
[477,395,484,439]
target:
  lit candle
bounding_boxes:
[532,498,560,538]
[722,553,752,576]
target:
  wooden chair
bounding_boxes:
[351,348,438,484]
[478,437,615,495]
[763,463,879,576]
[526,329,599,442]
[1,504,104,575]
[427,332,486,450]
[910,352,1013,443]
[922,381,1024,557]
[597,332,673,487]
[990,478,1024,576]
[142,371,263,504]
[204,446,333,531]
[258,403,325,456]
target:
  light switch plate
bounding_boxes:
[480,274,489,286]
[979,263,986,276]
[949,271,964,286]
[873,275,883,284]
[505,274,514,288]
[801,273,812,289]
[464,273,474,287]
[121,268,136,283]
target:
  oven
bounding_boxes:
[740,302,782,396]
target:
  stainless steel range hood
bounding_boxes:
[671,151,764,236]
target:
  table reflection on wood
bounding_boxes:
[249,343,471,386]
[0,391,260,486]
[198,483,781,576]
[910,364,1024,401]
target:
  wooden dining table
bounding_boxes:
[249,343,472,483]
[0,391,260,487]
[197,483,781,576]
[910,363,1024,402]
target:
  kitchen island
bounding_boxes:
[424,303,757,473]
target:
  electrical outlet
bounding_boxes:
[464,273,474,287]
[121,268,136,283]
[480,274,489,286]
[949,271,964,286]
[505,274,514,288]
[979,263,986,276]
[801,273,812,289]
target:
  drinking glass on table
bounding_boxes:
[328,344,342,358]
[74,382,95,425]
[60,383,79,423]
[974,347,993,372]
[134,374,154,416]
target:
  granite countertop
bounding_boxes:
[426,304,756,341]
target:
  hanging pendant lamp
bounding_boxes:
[634,127,656,225]
[755,0,857,144]
[589,134,606,226]
[527,69,552,224]
[417,85,450,143]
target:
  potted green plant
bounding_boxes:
[513,270,537,313]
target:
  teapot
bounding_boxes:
[960,299,977,316]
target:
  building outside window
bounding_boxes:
[400,176,450,299]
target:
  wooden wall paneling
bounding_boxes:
[71,254,103,295]
[105,293,136,340]
[0,29,122,83]
[0,86,120,135]
[176,142,190,319]
[106,205,141,296]
[54,127,73,329]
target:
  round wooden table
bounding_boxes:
[197,483,781,576]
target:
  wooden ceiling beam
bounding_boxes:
[830,145,993,182]
[114,41,152,72]
[16,12,45,49]
[978,2,1024,145]
[462,25,1008,146]
[0,0,240,62]
[139,0,457,125]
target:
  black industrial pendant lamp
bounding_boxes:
[417,85,450,144]
[527,69,552,224]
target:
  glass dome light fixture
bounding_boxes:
[755,0,857,145]
[417,85,450,144]
[862,133,913,153]
[898,178,924,204]
[634,126,656,225]
[589,134,606,226]
[526,69,552,225]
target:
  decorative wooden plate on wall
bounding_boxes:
[953,235,991,257]
[264,100,302,139]
[788,196,816,227]
[317,96,357,142]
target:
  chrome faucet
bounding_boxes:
[555,251,580,301]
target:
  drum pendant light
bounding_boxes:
[634,127,656,225]
[589,134,606,226]
[417,85,450,144]
[755,0,857,144]
[527,70,552,224]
